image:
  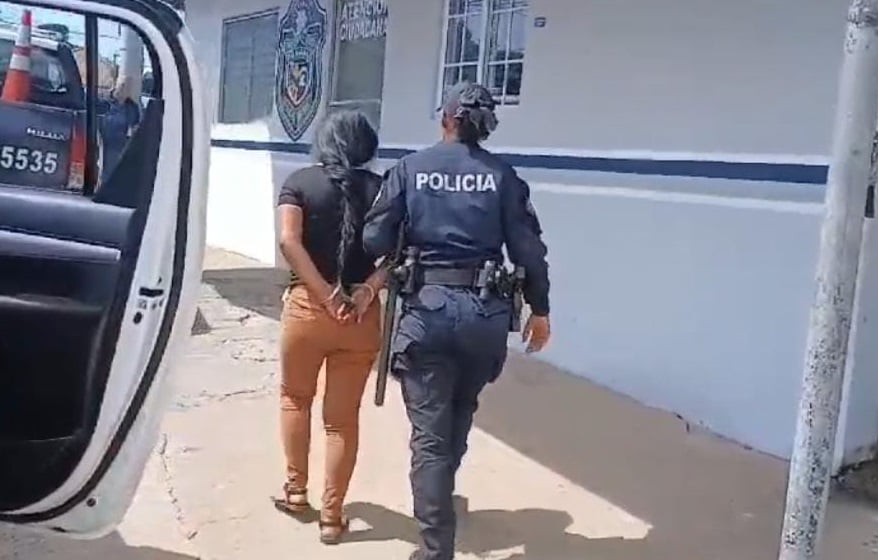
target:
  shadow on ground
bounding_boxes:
[191,308,211,335]
[195,264,871,559]
[202,267,288,322]
[346,500,643,559]
[0,531,198,560]
[475,354,791,559]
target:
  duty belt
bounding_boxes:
[416,261,527,332]
[420,267,483,288]
[421,262,505,302]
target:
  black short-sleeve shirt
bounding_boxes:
[278,165,382,287]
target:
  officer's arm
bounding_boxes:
[363,161,407,259]
[501,171,550,316]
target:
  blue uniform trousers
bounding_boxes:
[392,285,511,560]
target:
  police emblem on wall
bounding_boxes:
[276,0,327,141]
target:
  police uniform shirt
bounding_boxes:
[363,141,550,316]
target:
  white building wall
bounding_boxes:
[382,0,846,156]
[185,0,878,466]
[185,0,333,263]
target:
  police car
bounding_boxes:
[0,0,208,540]
[0,23,94,190]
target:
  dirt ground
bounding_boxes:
[3,247,878,560]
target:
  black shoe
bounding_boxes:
[408,550,427,560]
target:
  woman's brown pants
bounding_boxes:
[279,285,380,519]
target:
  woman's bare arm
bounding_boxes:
[363,266,388,293]
[348,263,389,321]
[278,204,334,303]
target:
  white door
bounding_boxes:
[0,0,208,539]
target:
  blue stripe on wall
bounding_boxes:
[210,138,830,185]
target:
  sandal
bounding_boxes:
[271,481,311,516]
[319,515,349,545]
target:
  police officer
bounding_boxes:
[362,81,551,560]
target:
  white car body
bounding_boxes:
[0,0,208,539]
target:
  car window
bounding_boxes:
[0,3,159,194]
[0,41,72,95]
[33,49,68,92]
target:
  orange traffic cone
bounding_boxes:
[2,10,33,103]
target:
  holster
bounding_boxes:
[374,246,419,407]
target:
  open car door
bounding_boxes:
[0,0,207,538]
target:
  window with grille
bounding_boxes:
[218,10,278,124]
[438,0,528,107]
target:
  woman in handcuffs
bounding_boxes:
[273,109,386,544]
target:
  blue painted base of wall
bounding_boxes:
[210,138,829,185]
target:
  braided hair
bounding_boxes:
[444,82,499,146]
[312,110,379,284]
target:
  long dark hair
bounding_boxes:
[312,109,379,283]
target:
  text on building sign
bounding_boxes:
[338,0,387,42]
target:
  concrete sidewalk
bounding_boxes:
[4,247,878,559]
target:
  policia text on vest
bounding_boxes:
[415,172,498,193]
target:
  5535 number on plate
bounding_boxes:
[0,145,60,175]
